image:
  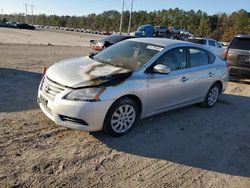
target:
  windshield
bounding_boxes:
[138,28,146,32]
[93,41,162,70]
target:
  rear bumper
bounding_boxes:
[230,66,250,77]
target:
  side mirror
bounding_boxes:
[153,64,171,74]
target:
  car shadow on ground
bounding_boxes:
[0,68,42,112]
[93,94,250,177]
[230,76,250,85]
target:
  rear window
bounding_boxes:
[229,38,250,50]
[187,39,207,45]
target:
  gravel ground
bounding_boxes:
[0,29,250,188]
[0,28,102,47]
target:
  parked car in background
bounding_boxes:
[90,34,136,52]
[0,22,8,27]
[17,23,35,30]
[187,37,224,58]
[154,26,168,37]
[135,24,155,37]
[6,21,18,28]
[168,27,180,34]
[38,38,229,136]
[0,21,35,30]
[224,34,250,77]
[101,31,112,35]
[220,42,229,48]
[154,26,168,33]
[135,24,171,38]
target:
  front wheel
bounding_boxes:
[103,98,139,137]
[201,83,221,108]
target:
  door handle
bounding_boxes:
[208,72,214,77]
[181,77,189,82]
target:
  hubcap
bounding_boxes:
[208,86,219,106]
[111,104,136,133]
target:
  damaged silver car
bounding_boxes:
[38,38,229,136]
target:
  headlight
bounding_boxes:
[64,88,105,101]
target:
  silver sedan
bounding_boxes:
[38,38,229,136]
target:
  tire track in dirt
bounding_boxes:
[92,158,162,187]
[115,160,171,187]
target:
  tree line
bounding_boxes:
[3,8,250,41]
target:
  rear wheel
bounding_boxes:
[103,98,139,137]
[201,83,221,108]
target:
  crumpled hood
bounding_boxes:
[46,56,132,88]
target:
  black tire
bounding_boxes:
[103,97,139,137]
[200,83,221,108]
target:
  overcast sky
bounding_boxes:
[1,0,249,16]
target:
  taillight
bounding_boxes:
[42,66,47,77]
[223,48,228,60]
[223,48,231,71]
[227,62,232,72]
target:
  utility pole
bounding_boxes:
[31,4,33,24]
[24,4,28,23]
[119,0,125,33]
[128,0,134,34]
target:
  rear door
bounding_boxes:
[185,47,217,100]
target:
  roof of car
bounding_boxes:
[187,37,217,41]
[129,37,191,47]
[235,34,250,38]
[128,38,220,56]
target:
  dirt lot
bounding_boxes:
[0,28,101,47]
[0,29,250,188]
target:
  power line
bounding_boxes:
[23,4,34,24]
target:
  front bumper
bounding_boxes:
[38,88,114,132]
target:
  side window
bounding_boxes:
[215,41,222,48]
[189,48,209,67]
[209,40,216,47]
[202,40,207,45]
[208,52,216,64]
[155,48,187,71]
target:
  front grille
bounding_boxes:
[59,115,89,126]
[41,76,65,97]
